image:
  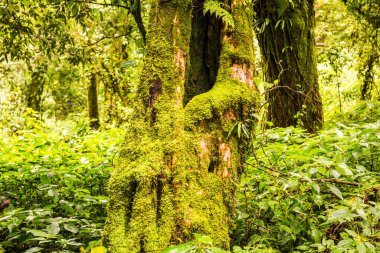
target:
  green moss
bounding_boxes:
[184,81,255,128]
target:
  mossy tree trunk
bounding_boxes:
[254,0,323,132]
[87,69,100,130]
[103,0,258,251]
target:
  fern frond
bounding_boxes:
[203,0,235,28]
[275,0,289,17]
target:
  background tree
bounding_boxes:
[341,0,380,100]
[316,0,380,117]
[254,0,323,132]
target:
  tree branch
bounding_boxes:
[86,33,129,47]
[247,161,361,186]
[309,178,360,186]
[130,0,146,43]
[71,0,130,10]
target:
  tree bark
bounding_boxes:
[87,70,100,130]
[184,0,222,105]
[26,66,46,112]
[103,0,258,251]
[254,0,323,133]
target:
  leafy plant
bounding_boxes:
[233,123,380,252]
[163,234,277,253]
[203,0,234,28]
[0,117,125,252]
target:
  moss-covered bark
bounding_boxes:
[103,0,257,251]
[254,0,323,133]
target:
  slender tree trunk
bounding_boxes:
[87,70,100,130]
[26,66,46,112]
[254,0,323,132]
[103,0,258,251]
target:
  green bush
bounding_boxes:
[0,117,124,252]
[234,123,380,252]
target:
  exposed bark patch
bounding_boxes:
[148,79,163,108]
[223,110,236,121]
[208,159,217,173]
[171,154,177,168]
[230,63,254,87]
[139,237,146,253]
[126,181,138,224]
[174,49,187,81]
[183,218,191,227]
[156,172,163,220]
[200,138,208,158]
[176,85,182,106]
[148,79,163,126]
[219,143,231,177]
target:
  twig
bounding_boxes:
[309,178,360,186]
[71,0,130,10]
[263,85,307,96]
[86,33,129,47]
[247,161,360,186]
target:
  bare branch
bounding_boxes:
[71,0,130,10]
[86,33,128,47]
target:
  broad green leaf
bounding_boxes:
[46,222,60,235]
[336,129,344,138]
[296,245,309,250]
[311,225,322,243]
[40,174,51,184]
[162,243,194,253]
[337,239,354,249]
[194,233,212,245]
[27,229,49,238]
[357,242,366,253]
[327,184,344,200]
[331,170,341,179]
[91,246,107,253]
[63,223,78,233]
[311,182,320,194]
[345,229,359,238]
[64,177,74,188]
[208,247,229,253]
[328,207,351,221]
[315,157,333,167]
[279,225,293,234]
[365,242,376,253]
[336,163,353,176]
[356,209,367,220]
[24,247,43,253]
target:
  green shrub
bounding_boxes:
[0,118,124,252]
[234,123,380,252]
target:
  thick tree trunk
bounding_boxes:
[103,0,258,251]
[87,70,100,130]
[254,0,323,133]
